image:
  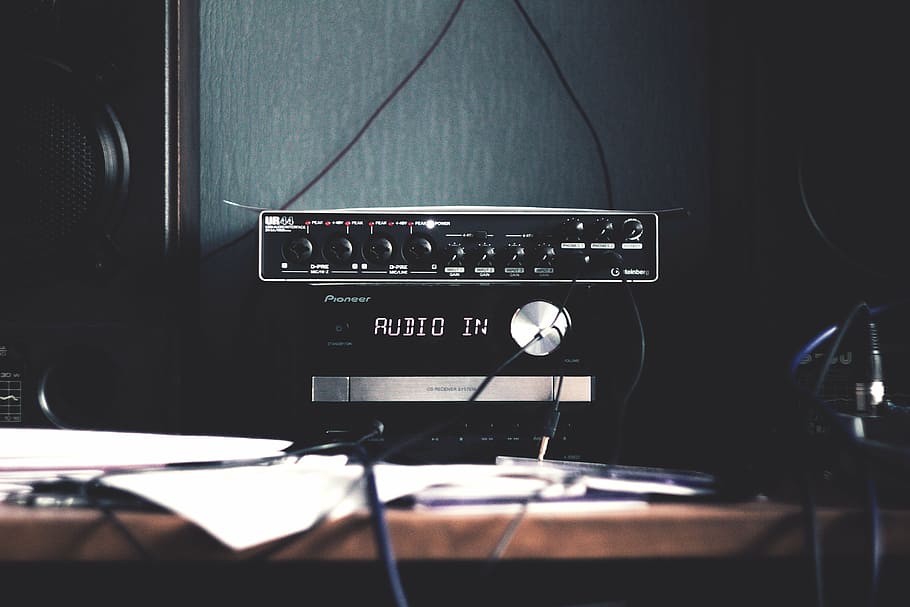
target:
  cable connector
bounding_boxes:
[537,408,561,461]
[855,320,885,413]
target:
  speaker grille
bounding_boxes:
[3,56,127,277]
[13,93,98,256]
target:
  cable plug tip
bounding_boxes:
[537,436,550,462]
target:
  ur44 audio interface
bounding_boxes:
[259,207,658,284]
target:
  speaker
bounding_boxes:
[0,0,197,432]
[750,2,908,350]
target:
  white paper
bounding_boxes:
[0,428,294,499]
[98,461,580,551]
[101,455,357,551]
[0,428,292,470]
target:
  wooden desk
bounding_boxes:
[2,499,909,606]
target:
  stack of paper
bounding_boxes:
[0,428,292,498]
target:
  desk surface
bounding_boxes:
[4,498,910,606]
[2,498,908,562]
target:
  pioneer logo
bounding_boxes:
[324,294,371,303]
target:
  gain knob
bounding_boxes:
[510,300,571,356]
[534,243,557,267]
[506,245,526,268]
[472,244,495,268]
[444,244,465,266]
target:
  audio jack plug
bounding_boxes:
[537,407,561,462]
[856,319,886,413]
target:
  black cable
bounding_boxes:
[791,300,883,607]
[79,481,156,561]
[796,146,891,283]
[375,269,585,466]
[201,0,467,263]
[536,259,588,461]
[608,255,645,466]
[799,462,824,607]
[370,331,547,466]
[351,443,410,607]
[74,422,387,564]
[275,421,404,597]
[512,0,614,210]
[484,473,569,564]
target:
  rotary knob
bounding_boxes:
[510,300,571,357]
[622,218,644,241]
[444,244,466,266]
[593,219,615,242]
[506,245,526,267]
[472,244,495,267]
[560,218,585,242]
[534,243,557,267]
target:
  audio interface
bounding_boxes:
[259,207,658,283]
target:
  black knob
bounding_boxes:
[472,245,495,267]
[283,237,313,264]
[593,219,615,242]
[444,244,465,266]
[535,243,556,266]
[324,235,354,263]
[506,245,526,267]
[560,218,585,242]
[404,234,434,263]
[622,218,644,241]
[363,235,394,264]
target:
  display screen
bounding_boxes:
[372,316,489,338]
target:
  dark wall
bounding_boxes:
[198,0,711,261]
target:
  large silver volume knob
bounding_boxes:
[510,300,571,356]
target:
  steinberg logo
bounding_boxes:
[324,294,371,303]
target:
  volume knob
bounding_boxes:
[510,300,571,357]
[622,218,644,241]
[560,218,585,242]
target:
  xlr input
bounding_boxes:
[363,234,395,265]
